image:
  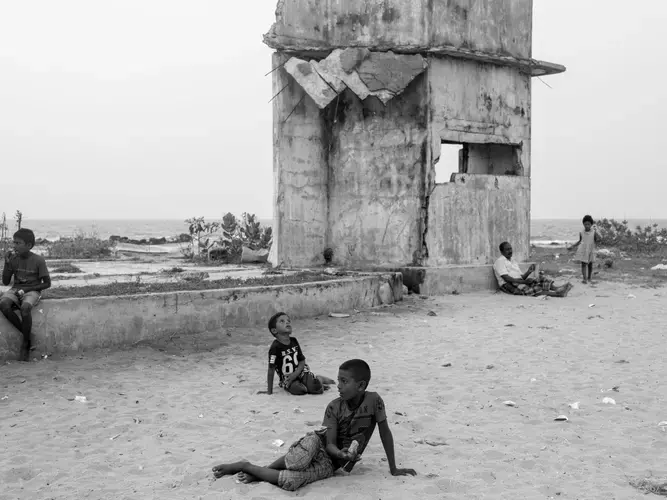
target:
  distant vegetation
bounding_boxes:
[1,209,272,263]
[596,218,667,254]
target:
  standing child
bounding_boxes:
[1,228,51,361]
[212,359,417,491]
[258,312,334,396]
[568,215,601,284]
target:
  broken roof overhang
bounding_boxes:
[283,48,428,108]
[270,39,565,78]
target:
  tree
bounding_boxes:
[14,210,23,230]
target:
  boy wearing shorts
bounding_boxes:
[212,358,417,491]
[259,312,333,396]
[1,228,51,361]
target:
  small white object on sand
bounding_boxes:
[503,401,517,407]
[272,439,285,448]
[602,397,616,405]
[329,313,350,318]
[569,402,580,410]
[554,415,569,421]
[74,396,87,403]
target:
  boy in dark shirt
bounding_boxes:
[258,312,333,396]
[212,359,416,491]
[1,228,51,361]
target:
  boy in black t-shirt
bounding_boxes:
[257,312,333,396]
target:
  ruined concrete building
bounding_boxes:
[265,0,565,292]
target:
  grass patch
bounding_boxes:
[44,271,350,299]
[50,262,83,274]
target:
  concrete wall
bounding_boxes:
[0,274,403,361]
[466,144,521,176]
[326,78,428,267]
[265,0,532,60]
[429,56,531,176]
[425,174,530,265]
[271,52,329,267]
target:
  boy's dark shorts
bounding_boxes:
[278,432,334,491]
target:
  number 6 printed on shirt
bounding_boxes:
[282,353,297,374]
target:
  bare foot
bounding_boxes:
[212,460,248,479]
[317,375,335,385]
[581,279,588,284]
[237,472,259,484]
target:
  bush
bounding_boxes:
[51,262,83,273]
[596,218,667,253]
[46,230,114,259]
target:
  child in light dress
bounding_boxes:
[568,215,601,284]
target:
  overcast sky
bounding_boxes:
[1,1,665,220]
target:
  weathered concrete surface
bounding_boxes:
[265,0,534,60]
[429,56,531,174]
[284,58,338,108]
[465,144,522,176]
[270,52,329,267]
[285,50,427,107]
[425,174,531,266]
[0,312,23,361]
[0,274,403,361]
[355,51,427,103]
[393,262,537,295]
[326,76,428,267]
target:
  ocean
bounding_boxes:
[7,218,667,246]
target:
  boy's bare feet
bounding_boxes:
[212,460,249,479]
[581,279,588,284]
[237,472,259,484]
[317,375,335,385]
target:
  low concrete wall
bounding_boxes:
[390,263,538,295]
[0,273,402,361]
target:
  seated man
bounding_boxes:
[493,241,572,297]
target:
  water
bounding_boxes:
[6,218,667,245]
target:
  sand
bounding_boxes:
[1,281,666,500]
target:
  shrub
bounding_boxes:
[51,262,83,273]
[596,218,667,253]
[46,230,114,259]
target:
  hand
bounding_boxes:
[17,289,25,298]
[4,251,14,263]
[527,264,536,273]
[284,373,298,388]
[339,448,359,462]
[390,467,417,476]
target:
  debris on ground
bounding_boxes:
[329,312,350,318]
[602,397,616,405]
[629,477,667,496]
[503,401,517,407]
[554,415,569,422]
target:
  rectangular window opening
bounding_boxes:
[434,142,523,183]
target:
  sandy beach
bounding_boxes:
[1,280,666,500]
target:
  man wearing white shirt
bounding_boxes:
[493,242,572,297]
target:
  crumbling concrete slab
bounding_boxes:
[285,49,426,108]
[284,57,338,109]
[356,51,428,104]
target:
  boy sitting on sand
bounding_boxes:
[213,359,417,491]
[258,312,334,396]
[1,228,51,361]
